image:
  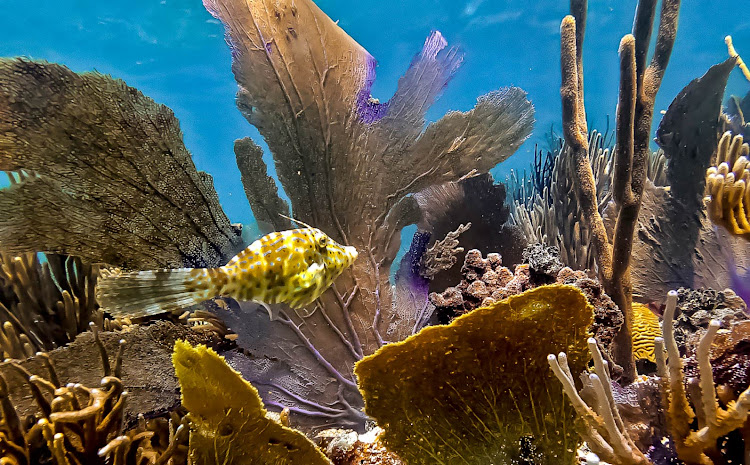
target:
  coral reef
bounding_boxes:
[509,129,670,275]
[3,0,750,463]
[316,428,403,465]
[683,320,750,401]
[509,131,615,273]
[551,291,750,465]
[172,340,331,465]
[419,223,471,280]
[355,285,594,464]
[414,173,527,291]
[0,321,220,426]
[549,338,651,464]
[0,324,127,465]
[0,58,244,269]
[607,377,666,453]
[0,251,98,359]
[672,287,748,352]
[657,292,750,464]
[559,0,681,381]
[205,0,533,430]
[0,322,238,465]
[429,247,623,350]
[99,412,189,465]
[522,243,563,284]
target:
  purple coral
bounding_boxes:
[356,31,462,124]
[203,0,534,432]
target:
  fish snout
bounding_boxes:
[345,246,358,263]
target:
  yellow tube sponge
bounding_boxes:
[172,340,331,465]
[726,36,750,83]
[354,285,594,465]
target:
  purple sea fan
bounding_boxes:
[714,225,750,310]
[205,0,534,432]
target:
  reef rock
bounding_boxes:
[429,246,623,349]
[0,321,218,425]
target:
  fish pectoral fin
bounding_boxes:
[297,263,324,290]
[284,263,326,310]
[306,262,324,275]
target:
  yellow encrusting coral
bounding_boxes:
[172,340,331,465]
[631,303,661,363]
[354,285,594,465]
[706,132,750,238]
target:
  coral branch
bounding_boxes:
[560,16,612,279]
[234,137,292,234]
[570,0,588,136]
[547,348,650,465]
[659,290,750,464]
[706,132,750,238]
[420,223,470,279]
[613,35,637,206]
[726,36,750,82]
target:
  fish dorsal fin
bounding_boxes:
[278,213,315,231]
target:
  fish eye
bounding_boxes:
[318,235,328,247]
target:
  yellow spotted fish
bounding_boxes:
[96,228,358,319]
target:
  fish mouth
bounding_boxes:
[345,246,358,262]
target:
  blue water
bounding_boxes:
[1,0,748,228]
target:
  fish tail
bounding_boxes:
[96,268,214,318]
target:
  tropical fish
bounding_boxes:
[96,228,358,320]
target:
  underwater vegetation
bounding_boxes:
[0,252,98,359]
[355,284,594,465]
[200,0,534,432]
[0,0,750,463]
[172,341,330,465]
[0,60,244,270]
[550,291,750,465]
[706,132,750,239]
[0,322,190,465]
